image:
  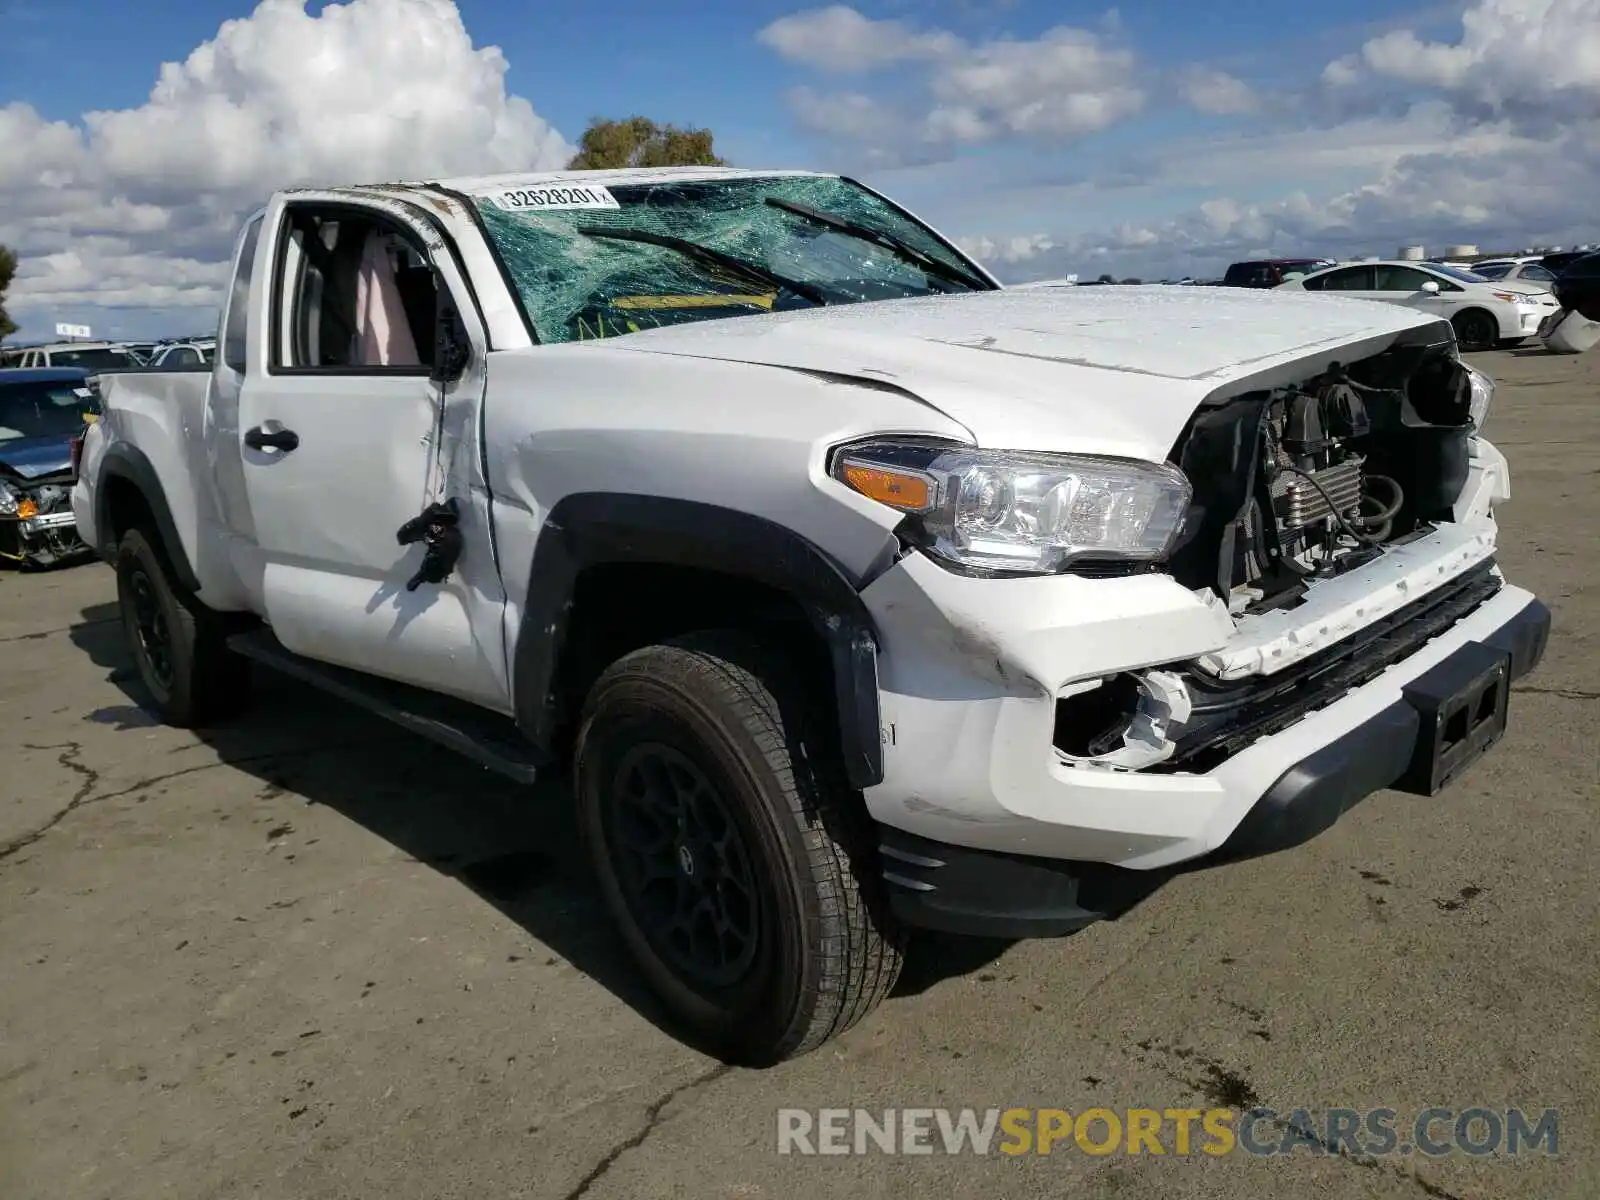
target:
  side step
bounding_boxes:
[226,628,543,784]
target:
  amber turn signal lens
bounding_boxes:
[841,462,932,511]
[16,498,38,519]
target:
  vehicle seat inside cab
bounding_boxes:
[286,213,437,370]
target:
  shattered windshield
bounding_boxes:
[472,174,992,345]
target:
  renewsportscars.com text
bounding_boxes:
[776,1106,1559,1158]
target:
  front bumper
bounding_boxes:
[0,510,86,563]
[1501,302,1559,338]
[879,594,1550,937]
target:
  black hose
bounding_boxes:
[1356,473,1404,525]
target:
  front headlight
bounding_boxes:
[831,439,1192,575]
[1464,362,1494,430]
[0,483,18,517]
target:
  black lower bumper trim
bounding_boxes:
[879,829,1161,939]
[880,596,1552,939]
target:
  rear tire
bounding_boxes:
[575,630,904,1065]
[1452,309,1499,351]
[114,527,250,727]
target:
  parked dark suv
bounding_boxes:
[1539,250,1591,274]
[1221,258,1338,288]
[1549,252,1600,319]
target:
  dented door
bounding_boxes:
[233,194,509,710]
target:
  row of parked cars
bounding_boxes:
[1220,251,1600,351]
[0,336,216,371]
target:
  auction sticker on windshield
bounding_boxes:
[489,184,621,212]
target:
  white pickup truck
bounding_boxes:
[74,167,1550,1064]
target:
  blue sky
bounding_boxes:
[4,0,1453,188]
[4,1,1423,121]
[3,0,1594,341]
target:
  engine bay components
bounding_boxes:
[1166,334,1474,615]
[0,471,88,566]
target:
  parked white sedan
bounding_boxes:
[1471,259,1562,287]
[1277,260,1559,349]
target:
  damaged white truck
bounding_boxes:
[74,167,1551,1064]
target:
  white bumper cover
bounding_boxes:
[861,436,1528,872]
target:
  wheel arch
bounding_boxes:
[95,443,201,594]
[512,493,885,789]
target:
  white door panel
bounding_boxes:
[234,194,509,711]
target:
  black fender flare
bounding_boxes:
[94,442,202,594]
[513,493,884,789]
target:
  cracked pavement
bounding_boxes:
[2,347,1597,1199]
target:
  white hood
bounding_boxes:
[610,286,1447,460]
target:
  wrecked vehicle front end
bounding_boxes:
[839,318,1550,936]
[0,371,101,568]
[1,467,90,567]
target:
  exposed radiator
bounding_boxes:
[1270,457,1363,530]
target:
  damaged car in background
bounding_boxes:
[74,168,1550,1065]
[0,367,100,567]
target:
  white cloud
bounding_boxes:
[757,5,960,72]
[785,86,905,142]
[1325,0,1600,115]
[960,115,1600,283]
[1114,101,1530,192]
[929,27,1142,139]
[759,7,1142,156]
[946,0,1600,281]
[1178,68,1257,116]
[3,0,572,339]
[954,232,1059,264]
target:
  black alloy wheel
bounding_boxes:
[605,741,762,991]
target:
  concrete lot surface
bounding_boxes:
[2,347,1596,1199]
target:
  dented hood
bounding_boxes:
[611,285,1446,460]
[0,434,75,481]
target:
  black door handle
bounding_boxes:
[244,425,299,452]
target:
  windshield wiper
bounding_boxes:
[574,227,828,307]
[763,197,993,293]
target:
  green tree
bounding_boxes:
[567,116,727,171]
[0,245,17,342]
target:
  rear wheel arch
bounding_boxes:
[511,494,885,789]
[95,444,201,594]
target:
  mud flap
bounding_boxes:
[1396,641,1511,795]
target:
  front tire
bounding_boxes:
[575,631,904,1065]
[114,527,250,727]
[1452,309,1500,351]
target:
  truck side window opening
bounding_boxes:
[279,210,439,371]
